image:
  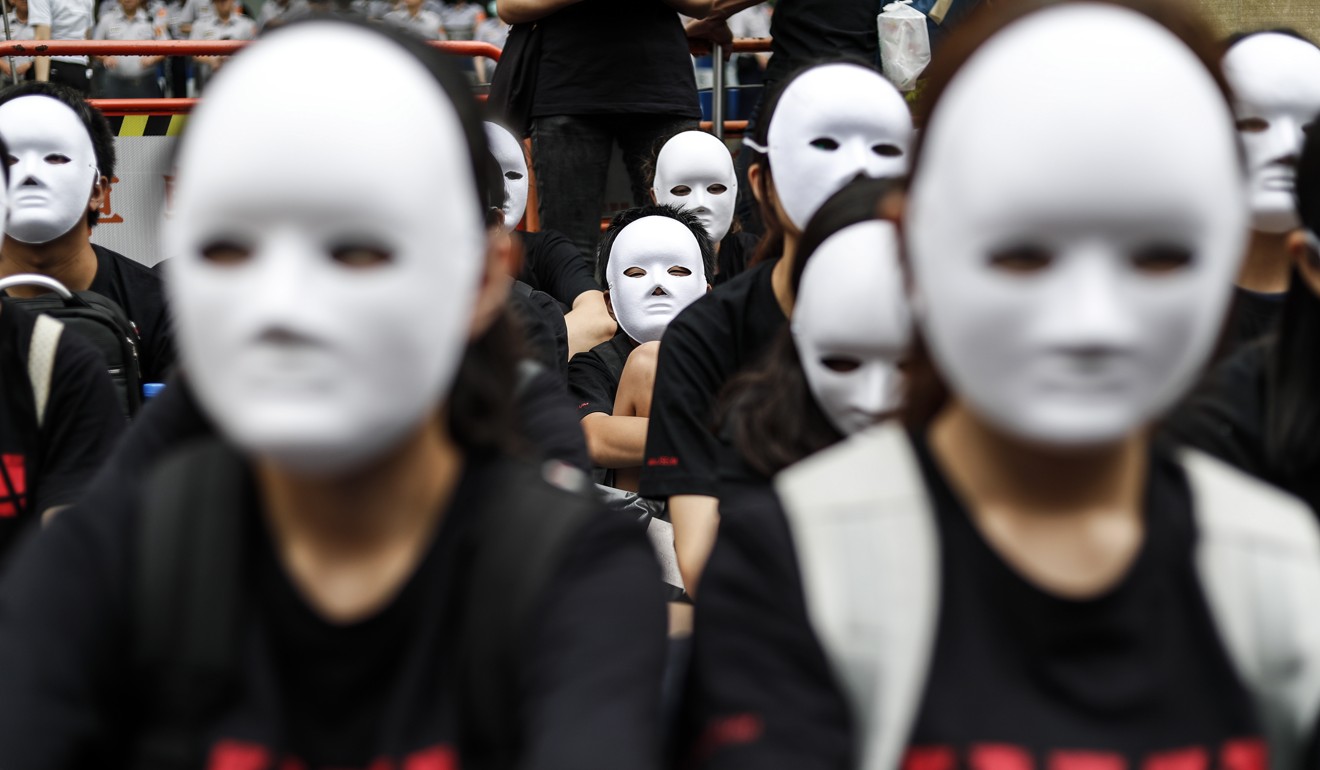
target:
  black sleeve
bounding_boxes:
[1163,341,1269,479]
[523,230,602,308]
[518,510,668,770]
[139,300,177,384]
[638,302,731,499]
[678,483,852,770]
[516,366,591,472]
[0,481,136,766]
[566,350,619,420]
[509,286,570,377]
[34,332,128,513]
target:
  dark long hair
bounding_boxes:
[897,0,1235,433]
[717,178,899,479]
[1264,125,1320,476]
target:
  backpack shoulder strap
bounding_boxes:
[1182,449,1320,770]
[27,314,63,429]
[132,440,249,770]
[458,458,601,770]
[774,421,940,770]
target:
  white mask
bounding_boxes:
[793,221,910,436]
[906,4,1247,448]
[165,23,486,475]
[1223,33,1320,234]
[652,130,737,243]
[0,96,99,245]
[753,63,912,232]
[605,215,707,344]
[484,121,528,229]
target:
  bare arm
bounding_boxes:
[33,24,49,81]
[684,0,763,53]
[581,413,649,469]
[495,0,581,24]
[662,0,712,19]
[670,494,720,598]
[564,290,617,359]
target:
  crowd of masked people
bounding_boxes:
[2,0,1320,766]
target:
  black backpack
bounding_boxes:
[0,274,143,417]
[131,440,599,770]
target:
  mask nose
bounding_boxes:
[856,361,901,416]
[1040,250,1140,358]
[1262,116,1305,167]
[651,284,669,297]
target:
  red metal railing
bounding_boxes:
[0,38,502,59]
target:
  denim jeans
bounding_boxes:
[532,113,698,270]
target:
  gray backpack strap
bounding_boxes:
[774,422,940,770]
[27,314,63,428]
[1183,449,1320,770]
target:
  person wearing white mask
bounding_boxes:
[568,205,712,493]
[0,82,175,382]
[0,131,125,563]
[640,60,914,597]
[684,3,1320,768]
[1220,30,1320,353]
[486,121,618,358]
[651,130,759,286]
[0,19,667,767]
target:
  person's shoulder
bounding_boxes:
[667,259,774,336]
[95,245,164,288]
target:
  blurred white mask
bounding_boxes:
[906,4,1247,448]
[484,121,528,229]
[165,23,486,475]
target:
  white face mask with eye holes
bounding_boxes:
[756,63,913,232]
[906,4,1247,448]
[605,215,707,344]
[792,221,911,436]
[653,130,737,243]
[0,95,99,245]
[1223,33,1320,234]
[165,24,486,476]
[484,121,528,229]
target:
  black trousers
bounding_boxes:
[48,60,90,94]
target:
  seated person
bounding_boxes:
[0,83,175,382]
[486,122,617,357]
[568,205,712,492]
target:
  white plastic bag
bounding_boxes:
[877,0,932,92]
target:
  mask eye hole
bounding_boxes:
[669,185,692,197]
[1131,244,1194,275]
[667,266,692,277]
[988,245,1054,274]
[505,171,523,181]
[3,155,15,167]
[330,243,393,269]
[43,154,71,165]
[707,183,728,195]
[623,266,647,278]
[810,137,840,151]
[200,239,253,266]
[872,144,903,158]
[821,356,861,373]
[1237,117,1270,134]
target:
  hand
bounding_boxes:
[103,56,118,69]
[0,59,11,76]
[684,16,732,58]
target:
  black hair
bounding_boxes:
[594,204,716,287]
[717,176,899,479]
[743,57,888,270]
[0,81,115,230]
[0,134,8,186]
[1264,119,1320,476]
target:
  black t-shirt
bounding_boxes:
[0,300,125,559]
[517,363,592,471]
[1221,286,1283,359]
[509,282,570,377]
[715,231,760,288]
[568,331,637,420]
[1166,338,1320,512]
[681,432,1266,769]
[90,244,175,382]
[905,436,1263,765]
[0,451,668,767]
[639,259,786,499]
[531,0,700,118]
[518,229,601,309]
[765,0,884,84]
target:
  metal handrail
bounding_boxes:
[0,38,501,59]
